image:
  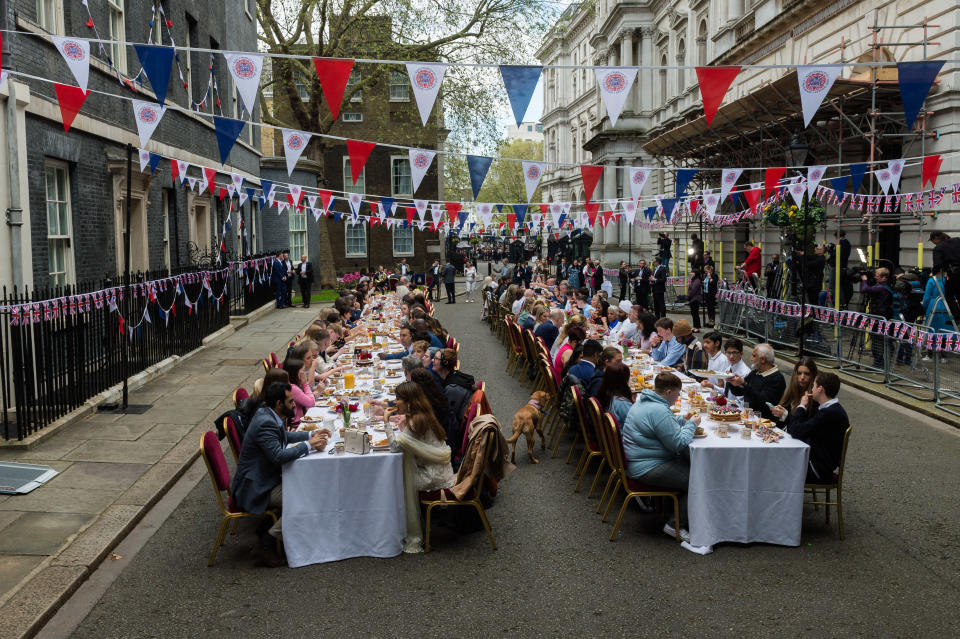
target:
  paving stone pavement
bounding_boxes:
[53,296,960,638]
[0,305,321,639]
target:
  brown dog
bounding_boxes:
[506,391,550,464]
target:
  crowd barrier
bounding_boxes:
[714,289,960,417]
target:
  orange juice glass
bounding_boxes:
[344,372,355,389]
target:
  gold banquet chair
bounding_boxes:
[805,425,852,539]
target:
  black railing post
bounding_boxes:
[122,143,133,409]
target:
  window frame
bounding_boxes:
[341,112,363,122]
[344,223,367,258]
[44,159,76,286]
[389,71,410,102]
[161,189,171,269]
[342,156,365,195]
[107,0,127,74]
[35,0,64,34]
[390,155,412,196]
[288,207,308,261]
[346,70,362,102]
[392,226,414,257]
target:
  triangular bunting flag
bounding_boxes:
[133,44,175,106]
[203,167,217,195]
[262,180,275,204]
[500,65,542,126]
[414,199,429,221]
[138,148,151,173]
[131,100,166,147]
[796,65,842,127]
[622,200,637,225]
[922,155,943,189]
[406,63,447,125]
[628,167,650,201]
[521,161,545,202]
[660,198,678,218]
[53,83,90,133]
[788,180,807,207]
[874,168,893,195]
[51,36,90,92]
[703,189,720,218]
[348,193,362,216]
[281,129,312,176]
[807,165,826,198]
[897,61,944,130]
[743,187,762,213]
[580,165,603,202]
[888,159,905,193]
[513,204,528,226]
[346,139,375,185]
[288,184,303,207]
[594,67,638,126]
[763,167,786,201]
[187,176,198,192]
[849,163,867,194]
[312,58,354,121]
[224,52,263,115]
[696,66,741,126]
[829,176,848,200]
[585,201,600,227]
[446,202,462,225]
[0,70,8,92]
[381,197,395,216]
[720,168,742,201]
[467,155,492,199]
[676,168,698,198]
[213,116,245,165]
[408,148,436,193]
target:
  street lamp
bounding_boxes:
[789,132,812,357]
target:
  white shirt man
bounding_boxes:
[396,277,410,298]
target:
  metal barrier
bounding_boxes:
[715,289,960,418]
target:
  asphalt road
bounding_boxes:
[65,299,960,638]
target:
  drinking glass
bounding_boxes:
[344,372,355,390]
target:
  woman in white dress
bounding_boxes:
[463,260,477,302]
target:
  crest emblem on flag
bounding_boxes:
[232,56,257,79]
[60,39,85,61]
[879,170,890,181]
[413,151,430,169]
[891,163,901,175]
[802,71,829,94]
[724,172,737,184]
[632,170,647,184]
[286,133,305,151]
[137,104,159,123]
[809,167,822,181]
[414,67,438,89]
[603,71,628,93]
[526,165,541,180]
[707,195,717,206]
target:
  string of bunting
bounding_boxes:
[718,289,960,351]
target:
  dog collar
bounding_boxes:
[528,399,541,408]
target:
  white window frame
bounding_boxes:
[161,189,171,269]
[392,226,414,257]
[289,207,307,261]
[342,112,363,122]
[346,70,362,102]
[342,156,365,195]
[36,0,64,34]
[389,71,410,102]
[107,0,127,74]
[345,223,367,258]
[44,160,75,286]
[391,155,412,196]
[295,70,311,102]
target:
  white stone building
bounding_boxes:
[538,0,959,280]
[504,121,544,143]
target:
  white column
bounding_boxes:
[620,30,633,116]
[640,27,654,114]
[603,164,618,246]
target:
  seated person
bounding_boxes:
[786,372,849,483]
[384,382,455,493]
[597,361,634,425]
[589,346,624,397]
[535,308,563,350]
[622,373,701,542]
[649,317,685,367]
[433,348,475,392]
[396,277,410,298]
[378,325,414,360]
[701,337,750,398]
[770,357,819,428]
[231,382,329,566]
[701,331,729,374]
[672,321,704,372]
[726,343,786,420]
[412,318,444,349]
[401,354,424,381]
[411,340,432,370]
[568,339,603,393]
[281,358,314,428]
[410,368,462,455]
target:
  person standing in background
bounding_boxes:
[442,258,457,304]
[283,250,295,307]
[463,260,477,303]
[618,261,630,301]
[764,254,782,298]
[429,259,442,302]
[688,271,703,331]
[657,232,672,270]
[297,254,314,308]
[271,251,288,309]
[834,231,852,308]
[739,241,762,289]
[651,257,668,319]
[702,264,719,327]
[633,259,652,311]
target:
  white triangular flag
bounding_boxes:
[224,52,263,115]
[51,36,90,92]
[307,195,317,210]
[797,65,842,127]
[702,189,720,218]
[521,161,545,202]
[414,199,429,221]
[239,192,249,206]
[408,149,436,193]
[288,184,303,207]
[348,193,362,216]
[476,203,493,226]
[806,165,826,198]
[622,200,637,225]
[281,129,312,177]
[138,148,151,173]
[430,202,443,226]
[594,67,638,126]
[788,180,807,207]
[231,173,244,191]
[562,201,572,215]
[549,203,563,229]
[629,167,650,201]
[406,63,447,125]
[874,168,893,195]
[187,176,198,192]
[888,159,905,193]
[720,169,743,202]
[131,100,167,147]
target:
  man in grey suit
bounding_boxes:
[231,382,329,566]
[442,257,457,304]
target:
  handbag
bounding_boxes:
[343,428,371,455]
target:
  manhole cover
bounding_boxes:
[0,462,58,494]
[219,359,263,366]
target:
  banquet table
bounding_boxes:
[281,313,411,567]
[622,354,811,550]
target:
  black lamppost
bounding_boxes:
[789,132,812,358]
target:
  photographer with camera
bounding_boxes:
[929,231,960,321]
[859,267,896,369]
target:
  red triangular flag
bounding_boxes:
[539,203,549,215]
[318,189,333,210]
[445,202,462,225]
[312,57,354,121]
[507,213,517,228]
[689,199,699,216]
[585,201,600,226]
[203,167,217,193]
[580,165,604,202]
[601,210,613,226]
[54,83,90,133]
[346,139,375,185]
[743,187,762,213]
[85,17,94,28]
[219,187,228,201]
[695,66,741,127]
[763,167,786,201]
[170,159,180,184]
[922,154,943,189]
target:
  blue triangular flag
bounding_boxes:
[675,169,698,199]
[644,206,656,221]
[661,198,678,218]
[849,163,867,194]
[499,65,543,126]
[558,213,567,228]
[261,179,273,201]
[467,155,493,200]
[258,196,266,209]
[495,204,504,214]
[829,176,848,199]
[214,116,246,165]
[133,44,175,106]
[457,211,469,227]
[514,203,527,225]
[148,153,162,174]
[897,61,944,130]
[333,212,343,222]
[246,187,255,203]
[381,197,394,216]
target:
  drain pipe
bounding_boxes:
[5,78,24,290]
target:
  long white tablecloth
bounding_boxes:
[688,425,809,548]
